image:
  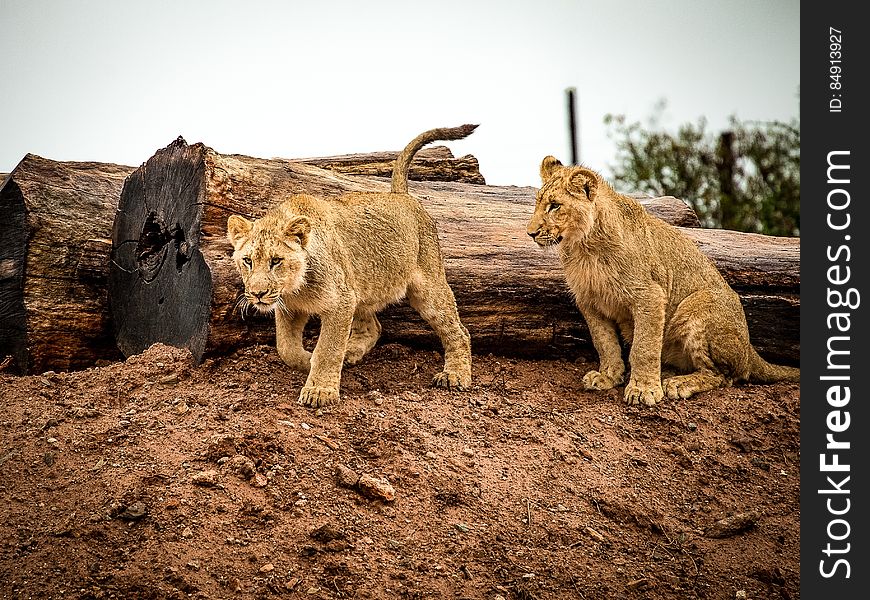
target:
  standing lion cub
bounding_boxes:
[226,126,475,407]
[527,156,799,406]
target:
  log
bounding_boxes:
[293,146,486,185]
[0,146,486,374]
[376,181,798,365]
[0,155,135,374]
[108,137,798,367]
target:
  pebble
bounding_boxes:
[259,563,274,573]
[425,451,437,460]
[191,470,220,487]
[357,474,396,502]
[462,447,474,457]
[335,464,361,488]
[401,391,422,402]
[118,501,147,521]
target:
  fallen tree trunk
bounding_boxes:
[0,146,488,374]
[0,155,135,374]
[108,137,798,367]
[293,145,486,185]
[378,188,799,364]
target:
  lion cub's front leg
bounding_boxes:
[298,307,353,408]
[623,294,666,407]
[275,310,312,372]
[581,308,625,391]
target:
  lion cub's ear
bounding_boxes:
[284,216,311,248]
[567,167,599,201]
[227,214,253,249]
[540,156,564,183]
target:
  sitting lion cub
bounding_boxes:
[527,156,799,406]
[226,126,475,407]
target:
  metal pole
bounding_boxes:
[566,87,579,165]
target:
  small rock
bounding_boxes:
[46,437,58,444]
[191,470,220,487]
[186,561,200,571]
[175,402,189,415]
[584,526,606,542]
[402,391,421,402]
[226,455,256,480]
[117,501,147,521]
[300,422,311,430]
[181,527,193,538]
[735,592,747,600]
[335,464,361,488]
[462,447,475,457]
[357,473,396,502]
[704,511,762,538]
[425,451,437,460]
[259,562,274,573]
[310,522,344,543]
[159,374,179,385]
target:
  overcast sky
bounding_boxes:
[1,0,799,187]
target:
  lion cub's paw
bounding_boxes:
[280,350,312,373]
[662,376,703,400]
[298,385,339,408]
[432,371,470,391]
[624,381,664,406]
[582,369,623,390]
[343,348,366,366]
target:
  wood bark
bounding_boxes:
[108,138,798,368]
[293,146,486,185]
[0,155,134,374]
[0,146,487,373]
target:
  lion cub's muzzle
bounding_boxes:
[246,290,281,313]
[528,230,562,247]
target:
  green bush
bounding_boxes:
[604,100,799,237]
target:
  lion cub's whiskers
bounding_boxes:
[233,294,251,321]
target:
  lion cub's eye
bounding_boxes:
[546,203,561,213]
[270,257,283,268]
[242,257,252,268]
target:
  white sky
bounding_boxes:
[1,0,799,187]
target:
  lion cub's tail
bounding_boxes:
[391,124,479,194]
[747,347,800,384]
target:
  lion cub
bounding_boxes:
[527,156,799,406]
[226,126,475,407]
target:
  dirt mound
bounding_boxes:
[0,342,800,599]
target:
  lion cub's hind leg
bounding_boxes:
[661,290,743,400]
[407,274,472,391]
[345,312,382,365]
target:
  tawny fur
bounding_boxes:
[226,126,475,408]
[527,156,799,406]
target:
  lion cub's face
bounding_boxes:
[527,156,599,247]
[226,212,311,314]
